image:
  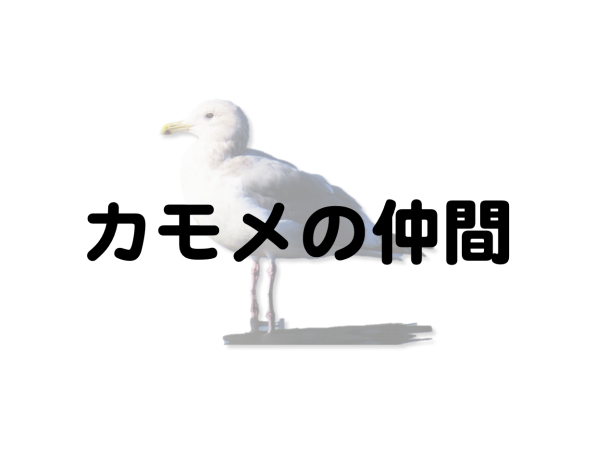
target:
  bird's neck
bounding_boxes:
[195,139,246,167]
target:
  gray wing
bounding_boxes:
[237,148,298,170]
[242,152,362,245]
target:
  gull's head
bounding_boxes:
[161,100,249,147]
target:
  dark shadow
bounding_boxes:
[222,292,433,345]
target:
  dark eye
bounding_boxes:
[206,113,214,119]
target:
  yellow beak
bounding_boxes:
[161,120,190,135]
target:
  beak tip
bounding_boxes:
[161,120,187,135]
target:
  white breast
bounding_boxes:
[180,141,318,258]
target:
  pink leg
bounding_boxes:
[249,292,259,333]
[267,259,277,295]
[248,257,261,319]
[248,257,261,292]
[265,295,275,333]
[266,260,277,333]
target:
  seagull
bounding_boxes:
[162,100,406,333]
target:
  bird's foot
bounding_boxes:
[265,311,275,333]
[250,317,260,333]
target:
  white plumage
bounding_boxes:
[162,100,401,332]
